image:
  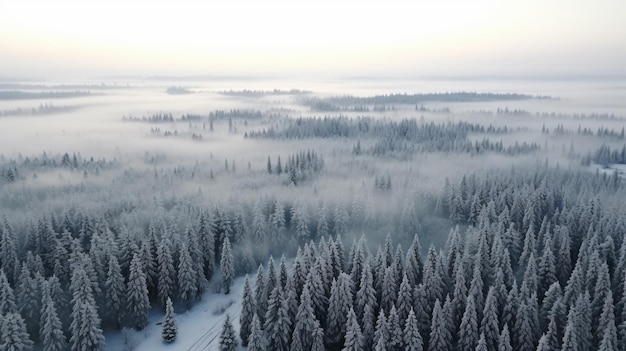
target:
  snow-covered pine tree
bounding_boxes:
[325,273,353,347]
[127,252,150,329]
[218,314,237,351]
[498,324,512,351]
[156,239,175,307]
[404,308,423,351]
[459,295,479,351]
[342,308,364,351]
[248,313,266,351]
[220,237,234,294]
[40,281,67,351]
[239,275,255,346]
[104,255,124,328]
[177,242,198,308]
[291,287,318,351]
[263,284,291,351]
[429,299,453,351]
[0,312,34,351]
[162,297,177,343]
[0,268,17,314]
[69,265,104,351]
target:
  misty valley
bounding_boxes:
[1,79,626,351]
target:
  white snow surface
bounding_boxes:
[104,275,252,351]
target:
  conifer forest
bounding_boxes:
[1,79,626,351]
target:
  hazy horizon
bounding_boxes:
[2,0,626,80]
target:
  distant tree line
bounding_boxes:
[0,91,92,100]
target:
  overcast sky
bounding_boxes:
[1,0,625,79]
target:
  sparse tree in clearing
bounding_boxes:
[162,297,177,343]
[220,237,234,294]
[219,314,237,351]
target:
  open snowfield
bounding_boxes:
[104,275,252,351]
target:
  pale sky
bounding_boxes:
[1,0,625,79]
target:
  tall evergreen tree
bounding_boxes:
[248,313,266,351]
[156,239,175,307]
[291,287,318,351]
[429,299,453,351]
[481,287,500,351]
[404,308,424,351]
[177,243,198,308]
[240,275,255,346]
[325,273,353,347]
[220,237,235,294]
[40,282,66,351]
[498,325,512,351]
[264,285,291,351]
[342,308,364,351]
[104,255,124,328]
[127,252,150,329]
[0,312,34,351]
[0,269,17,314]
[459,295,479,351]
[69,266,104,351]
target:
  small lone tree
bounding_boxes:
[162,297,177,343]
[219,314,237,351]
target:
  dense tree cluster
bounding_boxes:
[582,144,626,167]
[229,163,626,351]
[247,116,540,158]
[299,92,547,111]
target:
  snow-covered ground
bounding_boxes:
[104,275,252,351]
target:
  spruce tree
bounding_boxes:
[69,266,104,351]
[0,268,17,314]
[220,237,234,294]
[404,308,423,351]
[459,295,479,351]
[240,275,255,346]
[156,239,175,307]
[40,282,67,351]
[127,252,150,329]
[325,274,353,347]
[177,243,198,308]
[0,312,34,351]
[162,297,177,343]
[248,313,266,351]
[264,284,291,351]
[429,299,453,351]
[104,255,124,328]
[481,287,500,351]
[498,325,512,351]
[342,308,364,351]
